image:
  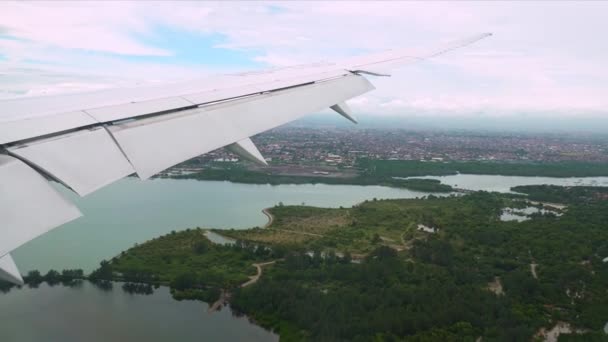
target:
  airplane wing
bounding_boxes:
[0,33,491,284]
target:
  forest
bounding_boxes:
[225,190,608,341]
[167,159,608,191]
[512,184,608,204]
[167,163,454,192]
[2,186,607,341]
[360,159,608,178]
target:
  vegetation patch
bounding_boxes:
[4,185,608,341]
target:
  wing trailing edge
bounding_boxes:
[0,33,491,284]
[107,74,373,180]
[8,127,135,196]
[0,155,82,263]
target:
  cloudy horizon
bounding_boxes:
[1,1,607,120]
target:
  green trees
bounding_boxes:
[193,241,208,254]
[23,270,43,287]
[170,272,198,291]
[89,260,113,280]
[229,186,608,340]
[7,185,606,340]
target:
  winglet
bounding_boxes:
[0,254,24,285]
[345,32,493,76]
[330,102,358,124]
[227,138,268,166]
[424,32,493,59]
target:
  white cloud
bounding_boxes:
[1,1,607,116]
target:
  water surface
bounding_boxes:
[0,282,277,342]
[415,174,608,193]
[4,175,608,341]
[13,178,428,273]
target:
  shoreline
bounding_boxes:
[262,208,274,228]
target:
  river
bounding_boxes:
[414,174,608,193]
[2,175,608,341]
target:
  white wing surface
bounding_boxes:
[0,33,491,284]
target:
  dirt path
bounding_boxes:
[209,261,276,313]
[207,289,230,313]
[262,208,274,228]
[529,250,539,280]
[241,261,276,288]
[269,228,324,237]
[528,201,567,210]
[531,263,538,279]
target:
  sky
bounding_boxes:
[1,1,608,121]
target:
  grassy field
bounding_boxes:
[220,194,504,254]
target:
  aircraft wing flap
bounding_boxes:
[0,33,491,285]
[0,154,82,259]
[7,127,135,196]
[108,74,374,180]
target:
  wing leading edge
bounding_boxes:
[0,33,491,284]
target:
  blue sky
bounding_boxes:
[1,1,607,118]
[127,27,262,68]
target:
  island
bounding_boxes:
[3,185,608,341]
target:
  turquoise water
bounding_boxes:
[12,178,429,273]
[3,176,608,341]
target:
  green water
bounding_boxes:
[12,178,428,273]
[2,179,426,342]
[3,176,608,341]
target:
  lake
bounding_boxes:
[12,178,432,273]
[3,175,608,341]
[0,282,277,342]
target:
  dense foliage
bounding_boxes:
[360,159,608,178]
[391,178,454,192]
[92,228,282,301]
[512,184,608,204]
[0,268,85,293]
[168,163,453,192]
[167,160,608,192]
[227,189,608,341]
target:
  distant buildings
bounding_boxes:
[176,126,608,169]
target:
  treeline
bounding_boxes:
[359,159,608,178]
[90,228,284,303]
[0,267,159,297]
[166,159,608,191]
[512,184,608,204]
[0,268,85,293]
[168,164,456,192]
[390,178,454,192]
